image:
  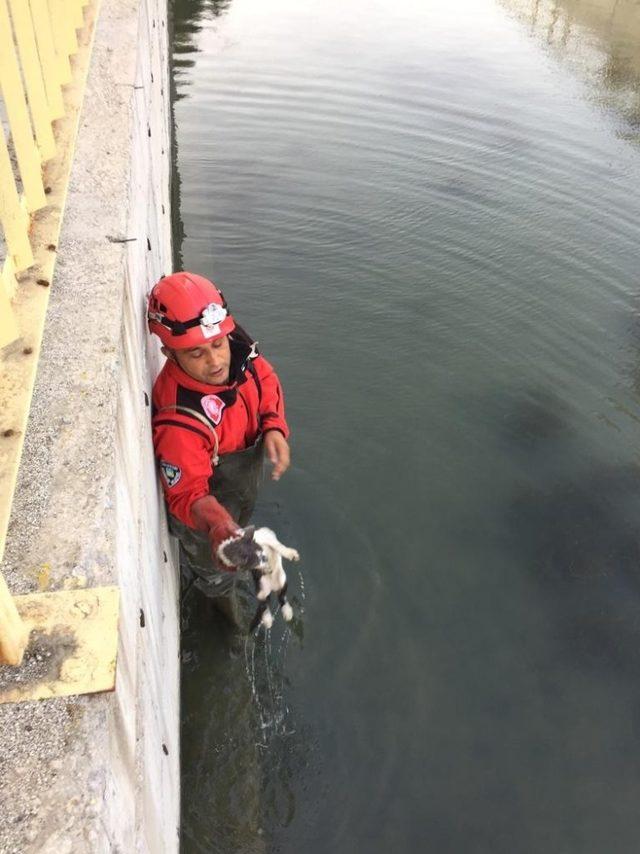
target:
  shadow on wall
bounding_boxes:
[497,388,640,675]
[500,0,640,135]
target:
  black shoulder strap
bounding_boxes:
[247,359,262,405]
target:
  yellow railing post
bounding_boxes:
[0,267,18,347]
[29,0,65,118]
[47,0,73,84]
[0,128,34,270]
[70,0,84,29]
[0,0,47,212]
[8,0,57,162]
[0,574,28,665]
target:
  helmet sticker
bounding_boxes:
[160,460,182,488]
[201,394,226,425]
[200,303,227,339]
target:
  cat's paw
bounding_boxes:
[281,602,293,622]
[285,548,300,562]
[261,609,273,629]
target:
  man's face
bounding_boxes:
[168,335,232,385]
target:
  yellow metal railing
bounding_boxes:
[0,0,119,702]
[0,0,87,347]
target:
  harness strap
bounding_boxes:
[247,359,262,406]
[156,405,220,465]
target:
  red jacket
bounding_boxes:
[152,331,288,528]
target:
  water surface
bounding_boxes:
[172,1,640,851]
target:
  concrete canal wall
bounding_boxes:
[0,0,179,851]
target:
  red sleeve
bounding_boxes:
[254,355,290,439]
[152,418,214,528]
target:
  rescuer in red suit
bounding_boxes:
[148,272,290,615]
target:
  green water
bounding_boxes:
[172,1,640,851]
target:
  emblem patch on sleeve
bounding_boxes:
[201,394,226,425]
[160,460,182,488]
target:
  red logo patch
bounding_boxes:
[201,394,225,425]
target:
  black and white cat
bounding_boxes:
[217,526,300,630]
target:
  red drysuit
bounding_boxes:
[152,331,289,529]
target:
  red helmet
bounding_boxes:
[147,272,235,349]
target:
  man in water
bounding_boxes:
[148,271,291,625]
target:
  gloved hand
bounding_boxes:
[190,495,242,571]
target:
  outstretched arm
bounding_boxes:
[253,355,291,480]
[263,430,290,481]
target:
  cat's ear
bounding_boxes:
[242,525,255,540]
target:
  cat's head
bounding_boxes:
[217,525,267,571]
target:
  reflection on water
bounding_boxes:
[511,463,640,669]
[170,0,233,267]
[500,390,640,673]
[502,0,640,133]
[181,626,301,854]
[172,0,231,81]
[498,2,640,679]
[180,492,309,854]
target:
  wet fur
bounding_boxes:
[218,526,299,630]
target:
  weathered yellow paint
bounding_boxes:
[0,573,29,666]
[29,0,65,118]
[61,0,80,54]
[0,586,120,703]
[48,0,73,84]
[0,0,47,213]
[0,130,34,271]
[0,271,47,559]
[1,255,18,300]
[71,0,84,29]
[8,0,56,161]
[37,563,51,591]
[0,268,18,348]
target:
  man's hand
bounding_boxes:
[190,495,242,570]
[263,430,290,481]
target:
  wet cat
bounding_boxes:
[217,525,300,630]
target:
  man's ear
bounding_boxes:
[242,525,255,540]
[161,346,176,362]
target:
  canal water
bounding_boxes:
[171,1,640,852]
